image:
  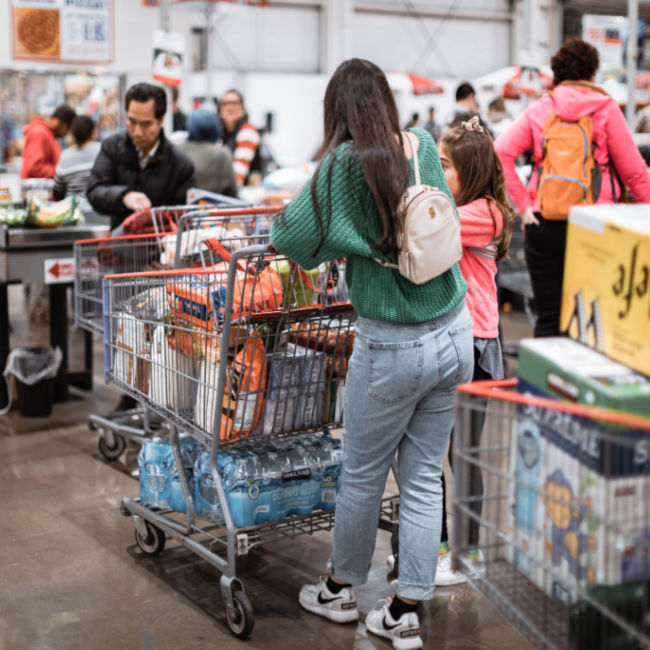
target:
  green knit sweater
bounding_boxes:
[270,127,467,323]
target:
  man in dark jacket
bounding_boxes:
[87,83,195,229]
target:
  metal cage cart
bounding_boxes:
[452,378,650,650]
[103,241,391,637]
[73,206,279,460]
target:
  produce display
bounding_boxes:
[0,196,83,228]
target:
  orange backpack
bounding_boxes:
[537,92,601,220]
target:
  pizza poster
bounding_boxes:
[12,0,113,63]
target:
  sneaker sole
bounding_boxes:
[298,593,359,623]
[435,574,467,587]
[366,618,423,650]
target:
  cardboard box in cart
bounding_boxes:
[560,204,650,377]
[513,338,650,605]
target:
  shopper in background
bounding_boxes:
[444,82,479,128]
[495,38,650,337]
[53,115,101,211]
[179,108,237,197]
[86,82,195,230]
[20,104,76,179]
[423,106,441,142]
[487,97,512,139]
[219,89,260,187]
[271,58,473,650]
[171,86,187,132]
[433,116,514,585]
[404,111,420,129]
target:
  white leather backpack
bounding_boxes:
[375,131,462,285]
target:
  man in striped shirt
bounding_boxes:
[219,89,260,187]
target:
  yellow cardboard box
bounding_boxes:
[560,204,650,377]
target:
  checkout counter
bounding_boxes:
[0,220,110,409]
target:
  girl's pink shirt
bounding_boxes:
[458,198,503,339]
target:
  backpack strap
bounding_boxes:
[404,130,421,185]
[373,131,421,270]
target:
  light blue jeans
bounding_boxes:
[329,301,473,601]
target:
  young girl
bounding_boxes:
[271,59,473,650]
[435,116,514,585]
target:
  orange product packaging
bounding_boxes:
[224,334,268,438]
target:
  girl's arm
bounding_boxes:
[494,111,534,212]
[458,199,503,248]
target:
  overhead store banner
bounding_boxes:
[170,0,268,5]
[152,29,184,87]
[11,0,113,63]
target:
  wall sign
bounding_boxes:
[12,0,113,63]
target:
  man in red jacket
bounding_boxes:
[20,105,76,179]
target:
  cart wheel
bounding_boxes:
[98,434,126,460]
[226,590,255,638]
[134,521,166,556]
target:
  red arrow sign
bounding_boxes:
[48,262,60,278]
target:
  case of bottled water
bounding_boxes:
[138,435,200,513]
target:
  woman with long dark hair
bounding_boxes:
[271,58,473,650]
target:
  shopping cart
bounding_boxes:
[73,205,279,460]
[452,378,650,650]
[104,241,391,637]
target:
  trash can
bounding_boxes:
[1,346,62,417]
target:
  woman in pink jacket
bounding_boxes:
[495,38,650,337]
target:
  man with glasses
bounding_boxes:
[219,89,260,187]
[87,82,195,229]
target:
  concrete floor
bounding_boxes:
[1,285,534,650]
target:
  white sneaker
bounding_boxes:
[365,598,422,650]
[435,552,466,586]
[299,576,359,623]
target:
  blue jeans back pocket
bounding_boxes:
[368,340,423,403]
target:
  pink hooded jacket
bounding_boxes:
[494,82,650,212]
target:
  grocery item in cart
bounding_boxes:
[288,318,355,378]
[263,347,300,435]
[113,313,149,394]
[138,435,199,514]
[513,338,650,604]
[302,433,342,511]
[293,349,328,429]
[121,286,168,322]
[192,434,343,527]
[166,265,283,330]
[263,343,327,434]
[270,259,326,308]
[225,335,268,437]
[148,325,197,412]
[275,441,319,516]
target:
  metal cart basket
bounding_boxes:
[452,378,650,650]
[73,206,278,459]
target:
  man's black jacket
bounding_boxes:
[86,130,196,229]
